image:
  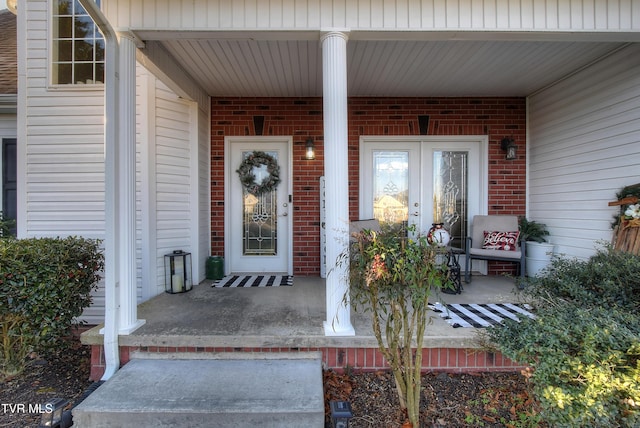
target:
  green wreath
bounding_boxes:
[236,151,281,196]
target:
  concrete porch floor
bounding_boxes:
[81,274,523,351]
[75,275,525,425]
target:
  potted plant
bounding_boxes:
[519,217,554,276]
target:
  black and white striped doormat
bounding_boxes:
[429,302,535,328]
[212,275,293,288]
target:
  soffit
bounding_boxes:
[153,35,629,97]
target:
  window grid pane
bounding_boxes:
[52,0,104,85]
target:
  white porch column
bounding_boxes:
[117,32,145,334]
[322,31,355,336]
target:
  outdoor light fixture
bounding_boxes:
[39,398,70,428]
[501,136,517,160]
[164,250,193,293]
[305,138,316,160]
[330,401,353,428]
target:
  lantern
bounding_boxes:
[330,401,353,428]
[427,223,451,246]
[164,250,192,293]
[39,398,70,428]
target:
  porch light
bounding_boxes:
[39,398,70,428]
[305,138,316,160]
[330,401,353,428]
[164,250,192,294]
[501,137,517,160]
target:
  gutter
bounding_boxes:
[77,0,120,381]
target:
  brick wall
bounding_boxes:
[211,97,526,276]
[88,344,524,381]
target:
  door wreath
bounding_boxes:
[236,151,281,196]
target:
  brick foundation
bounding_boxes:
[89,345,524,381]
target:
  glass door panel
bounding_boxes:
[242,151,278,255]
[373,151,409,228]
[228,139,290,274]
[360,141,421,236]
[362,136,486,274]
[433,151,468,250]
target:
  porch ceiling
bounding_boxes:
[140,30,635,98]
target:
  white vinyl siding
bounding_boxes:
[21,3,105,237]
[20,1,106,323]
[137,68,196,300]
[21,6,206,322]
[0,114,16,135]
[154,80,193,293]
[196,100,211,284]
[528,43,640,260]
[136,65,149,302]
[104,0,640,32]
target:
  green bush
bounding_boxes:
[485,248,640,427]
[523,247,640,310]
[0,236,103,378]
[0,313,31,378]
[0,211,15,238]
[485,247,640,427]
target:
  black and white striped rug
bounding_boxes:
[212,275,293,288]
[429,302,535,328]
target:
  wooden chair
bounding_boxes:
[464,215,525,283]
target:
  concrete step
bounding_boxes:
[72,357,324,427]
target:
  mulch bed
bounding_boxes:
[0,337,93,428]
[1,335,543,428]
[324,368,545,428]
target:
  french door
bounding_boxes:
[360,136,487,250]
[225,137,292,274]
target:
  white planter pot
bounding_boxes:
[525,241,555,277]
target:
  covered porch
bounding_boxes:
[81,275,526,380]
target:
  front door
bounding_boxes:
[2,139,17,236]
[360,136,487,251]
[226,137,292,274]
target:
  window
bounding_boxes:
[52,0,104,85]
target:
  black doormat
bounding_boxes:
[212,275,293,288]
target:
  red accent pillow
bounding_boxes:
[482,231,519,251]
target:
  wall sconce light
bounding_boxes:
[305,138,316,160]
[501,137,517,160]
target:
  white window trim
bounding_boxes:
[48,0,105,90]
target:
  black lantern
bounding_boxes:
[305,138,316,160]
[39,398,70,428]
[501,136,517,160]
[330,401,353,428]
[164,250,192,294]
